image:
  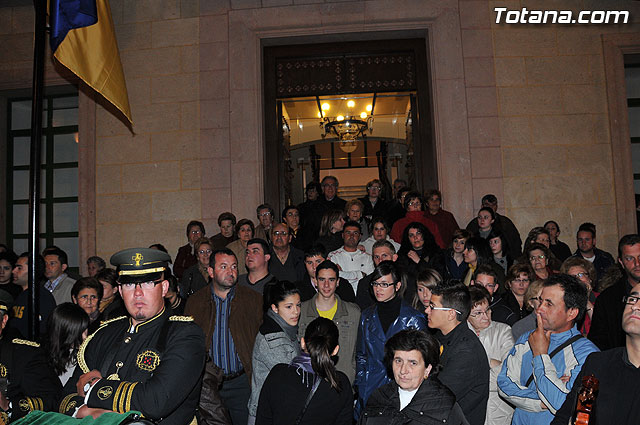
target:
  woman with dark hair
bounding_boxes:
[462,237,504,286]
[180,236,213,298]
[396,222,446,285]
[43,303,90,385]
[411,268,442,311]
[488,229,513,275]
[496,263,535,325]
[475,207,496,239]
[0,251,21,299]
[544,220,572,262]
[445,229,470,281]
[96,268,125,321]
[227,218,255,275]
[248,281,302,424]
[256,317,353,424]
[71,277,103,331]
[525,242,555,281]
[389,191,444,248]
[354,261,427,420]
[316,209,346,253]
[358,329,468,425]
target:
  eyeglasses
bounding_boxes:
[572,272,588,279]
[469,307,491,318]
[514,278,530,283]
[368,186,381,190]
[258,212,272,217]
[623,295,640,305]
[322,183,337,188]
[529,254,546,261]
[408,201,421,207]
[77,294,98,302]
[273,231,289,236]
[120,279,163,291]
[426,302,462,315]
[198,249,212,255]
[371,280,396,288]
[190,229,202,234]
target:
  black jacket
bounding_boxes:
[467,213,522,258]
[588,275,631,350]
[359,377,469,425]
[436,323,489,425]
[572,247,615,283]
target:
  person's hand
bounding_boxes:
[489,358,501,369]
[540,402,548,410]
[407,250,420,264]
[528,313,551,357]
[76,405,112,419]
[560,374,570,384]
[357,244,366,253]
[77,370,102,397]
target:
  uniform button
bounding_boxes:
[124,337,131,344]
[116,361,124,368]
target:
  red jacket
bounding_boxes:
[390,211,445,248]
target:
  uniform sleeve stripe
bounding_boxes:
[112,382,126,412]
[125,382,137,412]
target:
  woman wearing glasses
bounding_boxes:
[560,257,599,335]
[390,191,445,248]
[525,242,555,281]
[179,237,213,298]
[71,277,103,332]
[467,286,515,425]
[354,261,427,421]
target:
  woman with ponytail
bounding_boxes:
[255,317,353,425]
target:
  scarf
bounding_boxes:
[266,309,298,342]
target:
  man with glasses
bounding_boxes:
[589,233,640,350]
[498,274,599,425]
[327,221,374,295]
[61,248,206,424]
[254,204,275,244]
[552,282,640,424]
[359,179,389,221]
[354,261,426,421]
[426,283,489,425]
[268,223,306,283]
[174,220,206,278]
[320,175,346,211]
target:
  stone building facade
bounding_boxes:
[1,0,639,272]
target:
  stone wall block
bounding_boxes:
[459,1,491,29]
[567,144,613,178]
[126,77,152,107]
[96,165,122,194]
[200,15,228,43]
[464,57,496,87]
[468,116,500,147]
[181,159,201,189]
[526,56,591,85]
[200,42,229,71]
[432,13,464,80]
[493,28,557,57]
[262,0,294,7]
[123,0,180,23]
[201,157,232,189]
[115,23,152,51]
[152,17,199,48]
[320,3,364,27]
[498,86,564,115]
[499,116,530,146]
[97,193,152,223]
[121,221,183,251]
[593,113,611,144]
[502,177,536,209]
[181,45,199,73]
[201,0,231,15]
[121,47,181,77]
[201,70,230,100]
[151,131,200,161]
[0,34,32,64]
[95,105,132,137]
[502,146,567,177]
[230,161,260,218]
[181,101,200,131]
[494,57,526,87]
[461,29,494,58]
[122,162,181,192]
[152,190,201,221]
[181,0,199,18]
[466,87,498,117]
[563,84,607,114]
[557,28,603,55]
[435,79,470,153]
[230,0,261,9]
[201,99,229,129]
[96,223,123,260]
[201,189,233,219]
[96,134,151,165]
[133,103,182,133]
[201,128,230,158]
[529,114,594,145]
[470,177,504,214]
[151,73,199,103]
[470,147,503,178]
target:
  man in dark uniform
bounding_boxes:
[59,248,205,424]
[0,289,62,423]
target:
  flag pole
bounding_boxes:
[27,0,46,341]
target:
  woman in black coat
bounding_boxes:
[359,329,468,425]
[256,317,353,425]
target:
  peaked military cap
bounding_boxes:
[110,248,170,284]
[0,289,13,312]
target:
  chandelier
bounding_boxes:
[318,99,374,153]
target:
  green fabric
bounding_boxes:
[13,410,143,425]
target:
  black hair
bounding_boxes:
[343,220,361,233]
[399,222,439,257]
[42,246,69,266]
[481,194,497,205]
[71,277,104,302]
[282,205,299,221]
[246,238,270,255]
[17,252,46,284]
[369,260,401,288]
[618,234,640,259]
[304,244,327,260]
[43,303,90,376]
[473,264,498,284]
[468,285,492,307]
[369,216,389,233]
[210,248,237,268]
[316,260,338,278]
[384,329,441,379]
[0,251,18,269]
[543,274,588,324]
[186,220,205,237]
[431,283,471,321]
[304,317,342,391]
[217,212,237,226]
[266,280,299,309]
[235,219,255,236]
[463,237,493,265]
[577,222,596,238]
[95,268,118,288]
[487,229,510,256]
[305,181,322,195]
[543,220,559,230]
[403,191,423,211]
[166,274,179,293]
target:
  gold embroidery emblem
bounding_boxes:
[0,363,7,378]
[97,386,113,400]
[67,400,77,412]
[136,350,161,372]
[132,253,143,266]
[18,399,30,412]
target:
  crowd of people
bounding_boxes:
[0,175,638,424]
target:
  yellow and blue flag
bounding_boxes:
[49,0,132,124]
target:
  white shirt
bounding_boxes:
[360,235,401,255]
[398,387,419,410]
[327,247,375,294]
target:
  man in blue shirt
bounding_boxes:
[498,274,599,424]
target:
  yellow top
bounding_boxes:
[317,300,338,320]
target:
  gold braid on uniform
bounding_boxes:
[77,316,127,373]
[11,339,39,347]
[169,315,194,321]
[0,411,8,424]
[59,393,78,414]
[112,381,137,413]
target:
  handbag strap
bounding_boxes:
[294,375,321,425]
[524,334,583,387]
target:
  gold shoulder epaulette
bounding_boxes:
[99,315,128,327]
[169,315,194,322]
[12,338,39,347]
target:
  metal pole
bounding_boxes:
[27,0,46,340]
